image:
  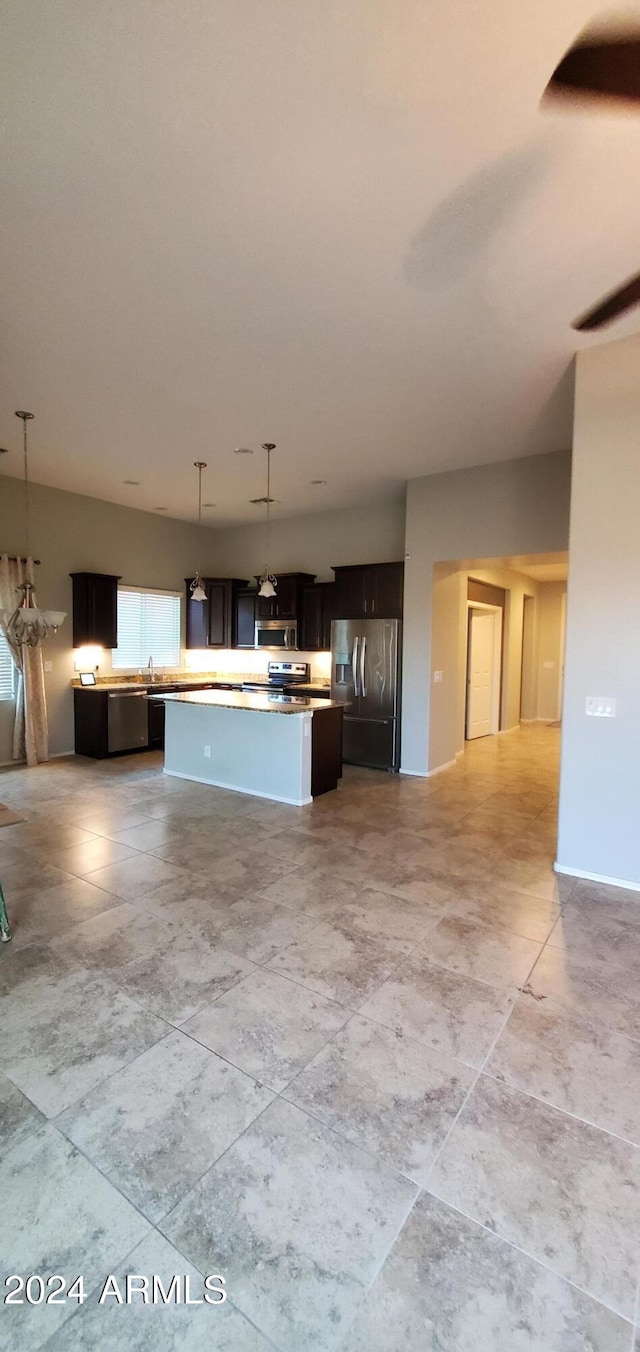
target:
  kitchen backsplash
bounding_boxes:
[183,649,332,680]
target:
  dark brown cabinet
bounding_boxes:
[253,572,316,621]
[235,589,256,647]
[147,697,165,750]
[70,572,120,649]
[332,562,404,620]
[185,578,249,649]
[301,582,335,650]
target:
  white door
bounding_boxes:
[466,610,496,739]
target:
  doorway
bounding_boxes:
[466,605,502,739]
[520,594,536,720]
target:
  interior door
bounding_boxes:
[466,610,496,739]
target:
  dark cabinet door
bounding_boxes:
[273,575,298,619]
[255,592,276,620]
[321,582,336,648]
[148,698,165,750]
[368,562,404,618]
[207,580,229,647]
[185,581,209,649]
[332,564,403,619]
[301,586,323,650]
[332,567,366,620]
[235,590,256,647]
[70,573,120,649]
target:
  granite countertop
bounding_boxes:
[150,689,345,715]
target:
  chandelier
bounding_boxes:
[2,412,67,647]
[258,443,277,598]
[190,460,208,602]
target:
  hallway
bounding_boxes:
[1,726,639,1350]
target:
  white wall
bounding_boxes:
[558,336,640,887]
[206,497,406,582]
[402,451,572,775]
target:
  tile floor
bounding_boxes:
[1,726,639,1350]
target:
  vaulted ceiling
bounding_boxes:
[1,1,639,525]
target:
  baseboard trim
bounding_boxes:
[163,767,313,807]
[399,767,428,778]
[554,862,640,893]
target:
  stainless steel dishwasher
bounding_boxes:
[107,690,149,753]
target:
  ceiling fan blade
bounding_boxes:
[573,271,640,330]
[546,33,640,105]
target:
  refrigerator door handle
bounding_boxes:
[360,635,367,697]
[352,636,360,697]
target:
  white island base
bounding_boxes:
[160,690,343,806]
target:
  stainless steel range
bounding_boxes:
[242,660,310,693]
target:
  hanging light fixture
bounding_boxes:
[258,443,277,598]
[2,412,67,647]
[190,460,208,602]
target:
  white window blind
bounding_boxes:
[112,588,181,669]
[0,629,16,701]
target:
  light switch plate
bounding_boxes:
[585,696,616,718]
[433,670,443,683]
[543,661,554,670]
[44,660,53,673]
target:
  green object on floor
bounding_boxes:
[0,880,11,943]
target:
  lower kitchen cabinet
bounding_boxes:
[147,697,165,750]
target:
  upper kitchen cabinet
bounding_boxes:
[234,588,256,648]
[70,572,120,648]
[300,582,335,650]
[332,562,404,619]
[253,572,316,620]
[185,577,249,649]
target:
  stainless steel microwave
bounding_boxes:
[254,619,298,650]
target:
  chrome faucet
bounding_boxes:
[147,655,154,684]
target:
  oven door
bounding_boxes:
[254,621,298,650]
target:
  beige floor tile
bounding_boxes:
[162,1097,417,1352]
[341,1193,631,1352]
[82,852,189,901]
[285,1014,475,1184]
[184,967,348,1091]
[419,914,542,991]
[267,920,404,1007]
[360,950,514,1068]
[429,1074,640,1318]
[58,1030,273,1222]
[487,996,640,1144]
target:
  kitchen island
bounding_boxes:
[151,689,344,805]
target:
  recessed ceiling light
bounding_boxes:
[203,502,215,508]
[234,447,254,455]
[154,506,167,511]
[249,496,276,505]
[311,479,327,485]
[123,479,140,485]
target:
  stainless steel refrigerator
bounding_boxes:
[331,618,400,770]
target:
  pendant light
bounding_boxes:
[258,443,277,598]
[2,412,67,647]
[190,460,208,602]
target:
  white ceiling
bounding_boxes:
[1,1,639,526]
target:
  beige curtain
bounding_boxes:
[0,554,49,766]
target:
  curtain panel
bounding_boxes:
[0,554,49,765]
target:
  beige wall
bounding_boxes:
[0,476,221,762]
[402,451,572,775]
[558,335,640,886]
[535,582,566,723]
[206,497,406,583]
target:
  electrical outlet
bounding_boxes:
[44,660,53,673]
[585,696,616,718]
[204,745,211,757]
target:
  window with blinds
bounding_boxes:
[0,629,16,701]
[112,587,181,670]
